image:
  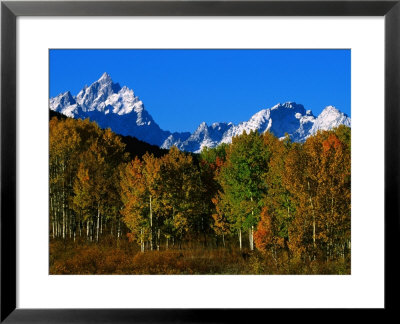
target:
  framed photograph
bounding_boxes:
[1,0,398,321]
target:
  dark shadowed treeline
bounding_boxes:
[50,109,169,159]
[49,115,350,274]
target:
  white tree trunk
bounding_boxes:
[157,229,160,251]
[250,196,254,251]
[69,212,72,239]
[117,219,121,239]
[62,200,66,239]
[239,228,242,250]
[308,181,316,251]
[96,208,100,243]
[50,193,55,239]
[249,226,254,251]
[149,195,153,251]
[62,162,66,240]
[141,228,144,253]
[90,220,93,241]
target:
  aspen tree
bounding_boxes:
[216,131,270,250]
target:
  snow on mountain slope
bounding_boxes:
[50,73,351,153]
[218,102,315,145]
[75,72,122,112]
[168,102,323,152]
[49,91,80,117]
[162,122,234,153]
[310,105,351,135]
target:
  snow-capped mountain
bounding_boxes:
[50,72,173,146]
[221,102,316,143]
[162,102,349,152]
[50,73,351,153]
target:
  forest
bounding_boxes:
[49,114,351,274]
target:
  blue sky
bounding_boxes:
[50,49,350,133]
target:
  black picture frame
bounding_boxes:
[1,0,399,322]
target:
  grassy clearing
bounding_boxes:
[50,238,350,275]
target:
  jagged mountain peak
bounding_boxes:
[74,73,122,113]
[98,72,112,83]
[96,72,121,93]
[272,101,304,110]
[320,105,347,116]
[52,90,74,101]
[49,91,78,117]
[196,122,208,131]
[310,105,351,134]
[62,90,74,99]
[211,122,231,130]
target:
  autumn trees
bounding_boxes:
[50,115,351,265]
[50,117,91,240]
[120,154,163,252]
[121,147,204,251]
[283,128,351,261]
[215,131,270,250]
[254,133,294,260]
[255,125,351,262]
[50,117,127,242]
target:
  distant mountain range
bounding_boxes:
[50,72,351,153]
